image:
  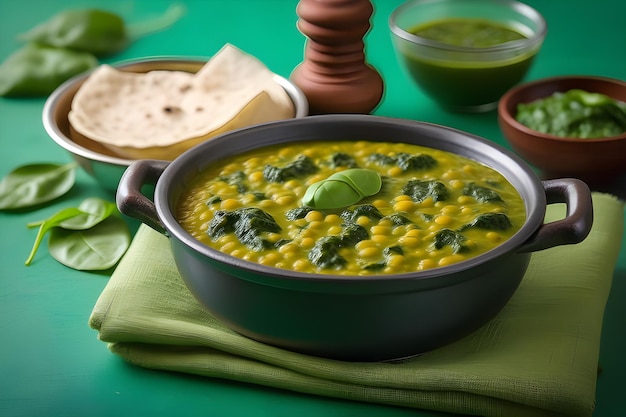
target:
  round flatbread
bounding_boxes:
[68,44,295,159]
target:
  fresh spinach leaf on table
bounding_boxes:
[18,6,186,57]
[0,44,98,97]
[0,4,186,97]
[0,162,77,210]
[57,197,118,230]
[25,197,130,270]
[25,207,85,266]
[48,216,130,271]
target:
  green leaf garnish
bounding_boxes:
[303,168,382,209]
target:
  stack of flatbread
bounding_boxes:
[68,44,296,160]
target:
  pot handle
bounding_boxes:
[116,159,170,236]
[517,178,593,253]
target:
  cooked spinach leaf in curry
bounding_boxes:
[176,141,526,275]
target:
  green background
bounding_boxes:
[0,1,624,416]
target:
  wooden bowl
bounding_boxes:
[498,75,626,185]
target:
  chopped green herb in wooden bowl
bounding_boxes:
[498,75,626,185]
[515,89,626,138]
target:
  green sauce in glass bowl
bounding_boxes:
[411,18,526,47]
[389,0,546,113]
[399,18,537,112]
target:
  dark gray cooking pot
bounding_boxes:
[117,114,593,362]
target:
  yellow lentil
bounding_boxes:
[305,210,324,222]
[358,247,380,258]
[387,166,404,177]
[449,179,465,189]
[220,198,242,210]
[328,225,343,235]
[248,171,264,183]
[259,253,281,266]
[387,255,404,268]
[370,225,391,236]
[439,254,466,267]
[399,236,420,248]
[405,228,421,238]
[434,215,453,226]
[300,237,316,248]
[355,240,377,250]
[356,216,372,227]
[418,259,437,270]
[324,214,342,225]
[274,194,296,206]
[393,200,414,212]
[372,199,390,210]
[371,234,390,245]
[292,259,310,272]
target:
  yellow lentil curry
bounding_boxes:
[176,141,526,275]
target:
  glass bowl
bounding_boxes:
[389,0,546,112]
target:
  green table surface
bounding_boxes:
[1,1,625,416]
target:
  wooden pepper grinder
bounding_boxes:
[290,0,384,115]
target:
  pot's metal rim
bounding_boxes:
[154,114,546,286]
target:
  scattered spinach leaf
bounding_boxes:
[330,152,357,168]
[308,223,369,270]
[459,213,512,231]
[463,183,502,203]
[207,210,236,239]
[251,192,267,201]
[367,153,396,166]
[0,44,98,97]
[385,246,404,256]
[384,213,413,226]
[363,260,386,271]
[395,152,437,171]
[216,171,248,193]
[340,223,369,246]
[18,9,128,56]
[0,162,76,210]
[274,238,292,248]
[58,197,118,229]
[17,5,186,57]
[363,246,404,271]
[340,204,384,223]
[206,196,222,206]
[263,155,319,183]
[207,207,281,251]
[24,197,129,270]
[308,236,347,270]
[48,216,130,270]
[24,207,84,265]
[433,229,470,254]
[401,179,449,203]
[367,152,437,171]
[285,206,313,221]
[1,5,185,97]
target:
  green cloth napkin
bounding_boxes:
[89,193,624,417]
